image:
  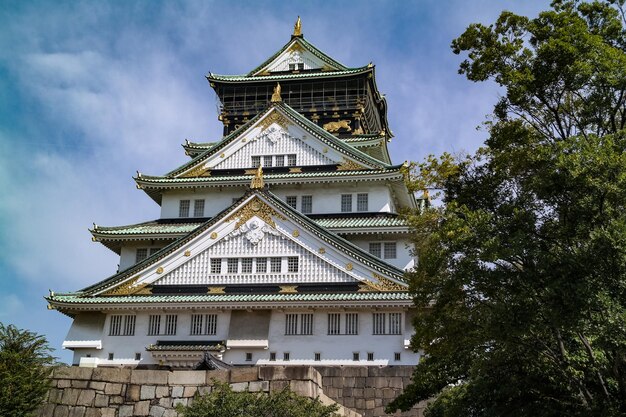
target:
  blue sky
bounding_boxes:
[0,0,549,363]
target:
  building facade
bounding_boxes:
[47,19,423,369]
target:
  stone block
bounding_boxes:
[155,385,169,398]
[89,381,106,391]
[84,408,102,417]
[353,388,364,397]
[58,379,72,388]
[159,397,172,408]
[71,380,90,389]
[374,398,383,407]
[388,377,403,389]
[125,384,141,401]
[171,385,184,397]
[183,386,197,397]
[172,398,187,408]
[230,367,257,383]
[100,409,116,417]
[48,388,63,404]
[108,395,124,405]
[104,383,123,395]
[92,367,131,383]
[366,399,376,409]
[230,382,249,392]
[383,388,396,399]
[270,380,289,391]
[162,410,178,417]
[248,380,269,392]
[343,397,355,408]
[332,377,344,388]
[134,400,151,416]
[131,369,168,385]
[168,370,205,385]
[364,387,377,397]
[94,393,109,407]
[344,377,356,387]
[206,369,230,384]
[118,405,133,417]
[39,403,56,417]
[69,406,86,417]
[197,386,211,396]
[289,380,318,398]
[150,405,167,417]
[76,389,96,406]
[141,385,157,400]
[54,366,94,380]
[54,405,70,417]
[314,366,343,377]
[354,377,366,388]
[61,388,81,406]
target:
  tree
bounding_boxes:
[177,381,340,417]
[387,1,626,416]
[0,323,57,417]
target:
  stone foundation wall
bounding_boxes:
[39,366,423,417]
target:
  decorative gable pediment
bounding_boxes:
[252,39,344,76]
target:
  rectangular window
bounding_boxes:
[190,314,203,336]
[210,258,221,274]
[301,195,313,214]
[353,352,360,361]
[263,155,273,167]
[367,352,374,361]
[148,315,161,336]
[287,257,299,273]
[394,352,401,361]
[135,353,141,361]
[345,313,359,335]
[286,196,297,209]
[193,199,205,217]
[135,248,148,263]
[285,314,298,335]
[179,200,190,218]
[369,243,382,258]
[287,154,297,166]
[275,155,285,167]
[270,257,282,273]
[389,313,402,335]
[164,315,177,335]
[205,314,217,335]
[328,313,341,335]
[245,352,252,362]
[109,315,122,336]
[373,313,386,335]
[109,315,135,336]
[341,194,352,212]
[314,352,321,361]
[270,352,276,361]
[251,156,261,168]
[298,63,304,71]
[227,258,238,273]
[357,193,369,212]
[300,314,313,335]
[256,258,267,273]
[149,247,160,256]
[241,258,253,273]
[384,242,397,259]
[289,63,295,71]
[108,353,114,360]
[122,315,135,336]
[283,352,290,361]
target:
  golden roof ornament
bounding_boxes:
[250,165,265,189]
[271,82,282,103]
[293,16,302,37]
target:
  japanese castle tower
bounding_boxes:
[47,18,422,368]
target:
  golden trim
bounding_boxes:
[184,250,191,257]
[250,166,265,189]
[220,153,225,158]
[323,120,352,132]
[322,147,328,153]
[369,272,408,292]
[210,232,218,239]
[225,196,286,229]
[156,267,164,274]
[259,110,290,131]
[271,82,282,103]
[207,287,226,294]
[346,263,353,271]
[337,158,364,171]
[279,285,298,294]
[244,169,257,175]
[293,16,302,36]
[318,248,326,254]
[292,230,300,237]
[288,167,302,173]
[104,276,150,296]
[181,165,211,178]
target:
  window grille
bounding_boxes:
[148,315,161,336]
[286,196,297,209]
[241,258,253,273]
[357,193,369,211]
[301,195,313,214]
[384,242,397,259]
[287,154,297,166]
[287,257,299,273]
[389,313,402,334]
[275,155,285,166]
[179,200,190,217]
[328,313,341,335]
[367,352,374,361]
[394,352,401,361]
[245,353,252,362]
[353,352,360,361]
[210,258,221,274]
[369,243,382,258]
[149,248,160,256]
[283,352,290,361]
[109,315,122,336]
[164,315,177,335]
[227,258,238,273]
[204,314,217,335]
[285,314,298,335]
[314,352,321,361]
[256,258,267,273]
[263,155,273,167]
[108,353,114,360]
[109,315,135,336]
[270,257,282,273]
[251,156,261,167]
[345,313,359,335]
[193,199,205,217]
[190,314,203,336]
[341,194,352,212]
[300,314,313,335]
[135,248,148,263]
[135,353,141,361]
[270,352,276,361]
[373,313,386,335]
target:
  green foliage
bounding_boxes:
[388,1,626,416]
[0,323,57,417]
[177,381,340,417]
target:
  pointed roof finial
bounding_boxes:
[293,16,302,37]
[271,82,282,103]
[251,165,265,189]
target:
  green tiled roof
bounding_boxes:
[209,67,370,83]
[146,342,223,352]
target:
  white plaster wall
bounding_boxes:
[349,236,415,271]
[119,242,167,272]
[160,188,248,219]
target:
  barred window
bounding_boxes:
[394,352,401,361]
[270,352,276,361]
[227,258,238,273]
[251,156,261,168]
[367,352,374,361]
[314,352,321,361]
[328,313,341,335]
[389,313,402,334]
[286,196,297,209]
[190,314,203,336]
[286,314,312,335]
[353,352,360,361]
[357,193,369,211]
[109,315,122,336]
[241,258,253,273]
[135,248,148,263]
[193,199,205,217]
[270,257,282,273]
[372,312,402,335]
[164,315,177,335]
[301,195,312,214]
[345,313,359,335]
[245,352,252,362]
[205,314,217,335]
[283,352,290,361]
[373,313,386,335]
[341,194,352,212]
[179,200,190,217]
[275,155,285,167]
[300,314,313,335]
[369,243,382,258]
[287,154,297,166]
[263,155,273,167]
[285,314,298,335]
[384,242,397,259]
[148,315,161,335]
[287,257,299,273]
[109,315,135,336]
[256,258,267,273]
[190,314,218,335]
[210,258,222,274]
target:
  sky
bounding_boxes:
[0,0,550,363]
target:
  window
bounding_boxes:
[275,155,285,167]
[122,315,135,336]
[283,352,290,361]
[270,257,282,273]
[341,194,352,212]
[301,195,313,214]
[314,352,321,361]
[245,353,252,362]
[108,353,114,360]
[286,196,297,209]
[287,154,297,166]
[241,258,253,273]
[164,315,177,335]
[263,155,273,167]
[193,199,205,217]
[227,258,238,273]
[286,313,313,335]
[384,243,397,259]
[389,312,402,334]
[368,243,382,258]
[357,193,369,211]
[328,313,341,335]
[394,352,401,361]
[345,313,359,335]
[353,352,360,361]
[149,248,160,256]
[270,352,276,361]
[300,314,313,335]
[190,314,203,335]
[179,200,190,217]
[367,352,374,361]
[135,248,148,263]
[287,257,299,273]
[373,313,386,335]
[256,258,267,273]
[204,314,218,335]
[135,353,142,361]
[210,258,221,274]
[251,156,261,168]
[285,314,298,335]
[109,315,122,336]
[109,315,135,336]
[148,315,161,335]
[373,313,402,335]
